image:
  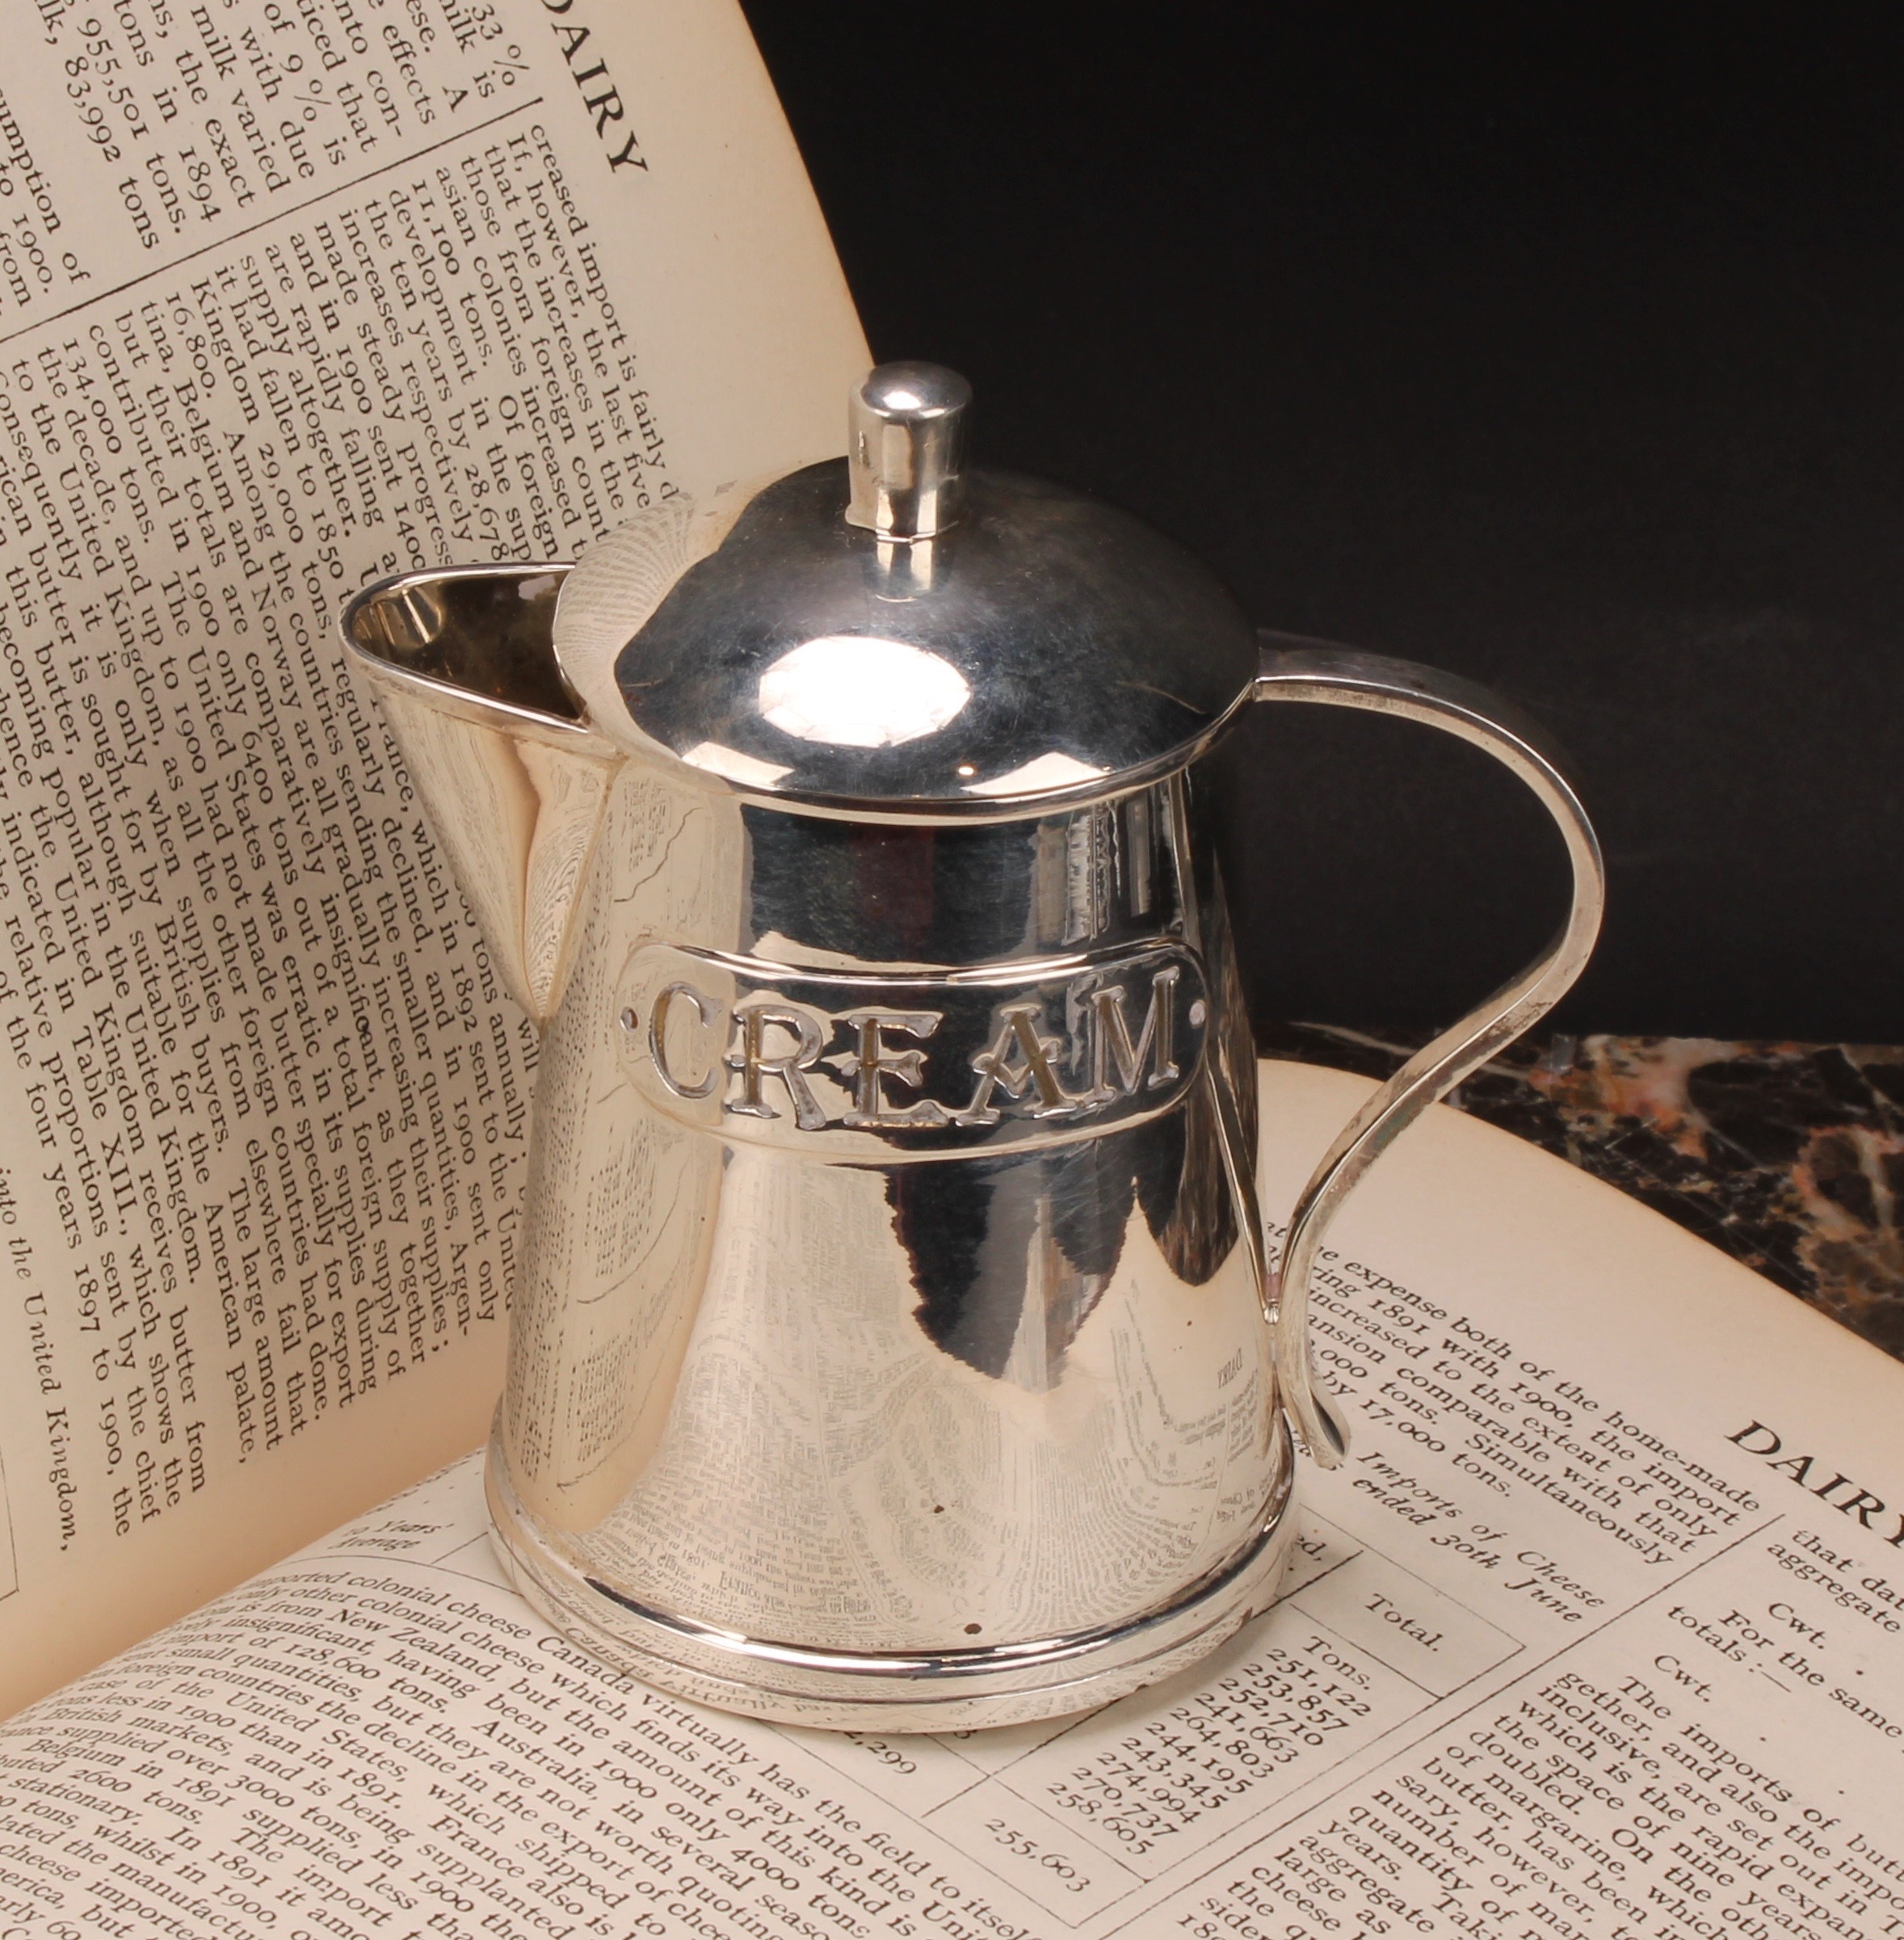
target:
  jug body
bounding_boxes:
[485,759,1297,1727]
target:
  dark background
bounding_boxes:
[741,6,1904,1042]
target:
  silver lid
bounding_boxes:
[554,365,1259,820]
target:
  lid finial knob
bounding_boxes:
[846,362,972,541]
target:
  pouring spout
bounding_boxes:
[342,566,623,1024]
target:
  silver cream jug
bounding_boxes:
[341,364,1603,1730]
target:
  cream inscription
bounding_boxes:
[619,942,1207,1149]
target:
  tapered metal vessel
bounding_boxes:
[343,366,1603,1727]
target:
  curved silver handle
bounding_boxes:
[1246,633,1606,1468]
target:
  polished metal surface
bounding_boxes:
[481,757,1290,1729]
[1253,636,1607,1466]
[551,457,1262,818]
[339,566,620,1022]
[846,360,971,539]
[338,364,1603,1729]
[487,1431,1298,1729]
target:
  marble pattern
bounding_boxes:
[1263,1025,1904,1362]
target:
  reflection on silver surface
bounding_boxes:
[757,634,971,747]
[846,360,970,541]
[339,566,620,1023]
[339,364,1602,1730]
[487,759,1286,1723]
[1253,638,1606,1466]
[556,453,1262,819]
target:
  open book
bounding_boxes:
[5,1060,1902,1940]
[3,0,1903,1931]
[0,0,867,1715]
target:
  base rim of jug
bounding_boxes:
[483,1429,1298,1732]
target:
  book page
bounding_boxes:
[2,1059,1899,1940]
[0,0,868,1715]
